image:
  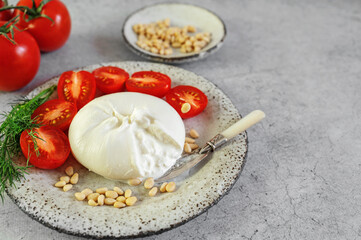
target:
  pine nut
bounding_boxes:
[60,176,70,183]
[97,195,105,206]
[165,48,173,55]
[70,173,79,184]
[81,188,93,197]
[195,33,203,40]
[63,184,73,192]
[149,187,158,197]
[75,192,86,201]
[55,180,66,188]
[116,196,126,203]
[65,166,74,176]
[128,178,142,186]
[144,178,154,189]
[125,196,137,206]
[105,191,118,199]
[104,198,116,205]
[185,137,195,143]
[181,103,191,113]
[151,47,158,54]
[88,199,98,206]
[160,182,168,193]
[113,187,124,195]
[189,129,199,138]
[87,193,100,201]
[180,45,187,53]
[172,42,181,48]
[166,182,176,192]
[96,187,108,194]
[185,40,192,47]
[189,143,199,150]
[187,25,196,33]
[124,189,132,198]
[203,36,211,43]
[114,201,126,208]
[184,143,192,153]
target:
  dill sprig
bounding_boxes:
[0,85,56,202]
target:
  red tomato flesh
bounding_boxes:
[20,126,70,169]
[126,71,171,98]
[58,70,96,109]
[31,99,77,131]
[92,66,129,94]
[165,85,208,119]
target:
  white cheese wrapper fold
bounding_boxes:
[68,92,185,180]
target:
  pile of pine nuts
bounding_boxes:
[70,177,176,207]
[75,186,137,208]
[132,19,211,55]
[184,129,200,153]
[54,167,179,207]
[54,166,78,192]
[128,177,177,196]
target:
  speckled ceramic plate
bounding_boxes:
[122,3,226,63]
[5,61,247,239]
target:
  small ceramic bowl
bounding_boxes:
[122,3,227,63]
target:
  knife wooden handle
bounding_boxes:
[221,110,265,139]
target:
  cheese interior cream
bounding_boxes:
[68,92,185,180]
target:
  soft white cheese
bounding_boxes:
[68,92,185,180]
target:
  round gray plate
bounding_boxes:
[6,61,247,239]
[122,3,226,63]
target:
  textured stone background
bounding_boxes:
[1,0,361,239]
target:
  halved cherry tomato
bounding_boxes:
[165,85,208,119]
[126,71,171,98]
[92,66,129,94]
[31,99,77,131]
[58,70,96,109]
[20,125,70,169]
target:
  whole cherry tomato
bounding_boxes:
[0,20,40,91]
[14,0,71,52]
[0,0,13,21]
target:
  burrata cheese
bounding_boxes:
[68,92,185,180]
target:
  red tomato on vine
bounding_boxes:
[0,19,40,91]
[0,0,13,21]
[13,0,71,52]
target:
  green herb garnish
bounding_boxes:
[0,85,56,201]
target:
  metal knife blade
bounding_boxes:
[155,151,210,182]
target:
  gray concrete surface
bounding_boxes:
[1,0,361,239]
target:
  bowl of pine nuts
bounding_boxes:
[122,3,226,63]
